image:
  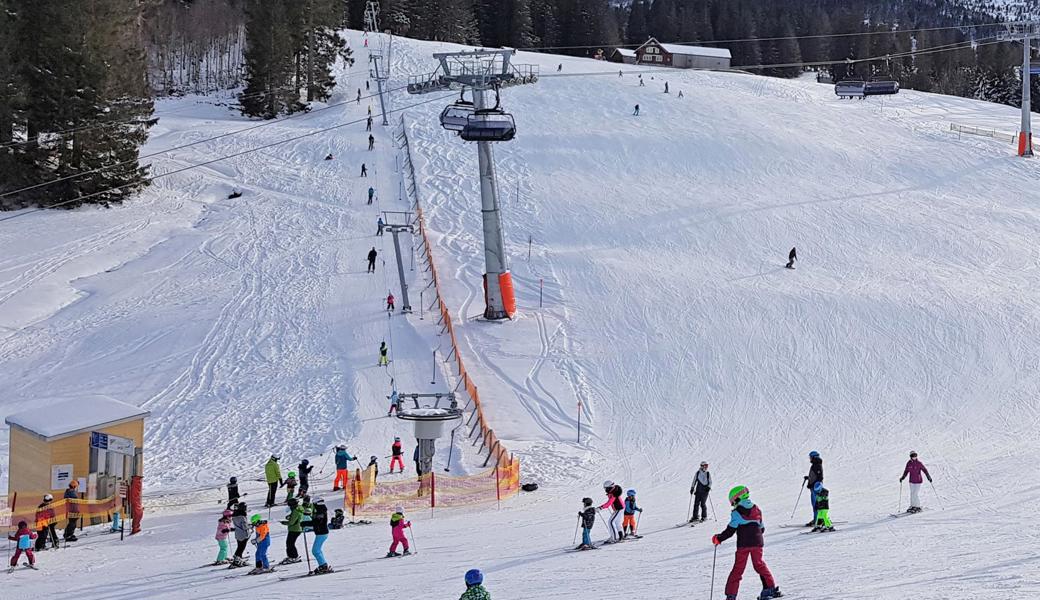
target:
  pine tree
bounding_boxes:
[240,0,304,119]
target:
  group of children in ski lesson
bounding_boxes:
[576,451,932,600]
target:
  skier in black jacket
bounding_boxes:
[576,497,596,550]
[367,247,378,273]
[297,460,314,496]
[310,499,333,574]
[804,451,823,526]
[690,461,712,522]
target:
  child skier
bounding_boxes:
[576,497,596,550]
[390,437,405,473]
[900,450,932,513]
[387,506,412,557]
[282,471,298,503]
[811,482,834,532]
[226,476,240,509]
[230,502,250,568]
[310,498,333,574]
[213,510,233,564]
[330,509,345,530]
[249,514,272,574]
[623,489,643,538]
[369,455,380,478]
[8,521,37,569]
[712,486,782,600]
[297,459,313,496]
[387,390,400,416]
[460,569,491,600]
[378,341,389,366]
[804,451,823,525]
[280,498,304,565]
[690,461,712,523]
[387,293,395,312]
[599,480,624,543]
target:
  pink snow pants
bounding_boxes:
[389,530,409,553]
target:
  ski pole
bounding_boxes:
[709,544,718,599]
[573,516,581,545]
[898,480,903,512]
[317,450,332,475]
[929,480,945,511]
[687,493,694,522]
[636,510,642,535]
[708,491,718,522]
[407,523,417,552]
[789,483,805,520]
[302,527,312,573]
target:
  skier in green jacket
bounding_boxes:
[264,456,282,508]
[279,498,304,565]
[459,569,491,600]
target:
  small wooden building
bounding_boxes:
[627,37,732,69]
[5,397,148,501]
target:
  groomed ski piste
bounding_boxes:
[3,29,1040,599]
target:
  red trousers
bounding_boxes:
[333,469,349,490]
[10,548,34,567]
[389,456,404,472]
[726,547,775,596]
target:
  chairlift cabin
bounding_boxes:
[440,102,474,132]
[460,109,516,142]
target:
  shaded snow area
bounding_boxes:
[4,30,1040,599]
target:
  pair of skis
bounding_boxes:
[6,562,38,573]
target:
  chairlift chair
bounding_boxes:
[440,101,475,132]
[460,109,516,142]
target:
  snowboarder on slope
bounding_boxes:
[900,451,932,513]
[280,498,304,565]
[623,489,643,537]
[577,497,596,550]
[460,569,492,600]
[379,341,389,366]
[297,459,314,496]
[8,521,37,568]
[690,461,712,523]
[387,293,395,312]
[214,510,233,564]
[387,507,412,557]
[249,514,272,574]
[712,485,782,600]
[367,247,378,273]
[599,480,624,542]
[332,446,355,491]
[390,437,405,473]
[811,483,834,532]
[804,451,823,526]
[264,455,282,508]
[310,498,333,574]
[786,247,797,269]
[230,502,250,568]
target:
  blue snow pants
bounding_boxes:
[312,534,328,566]
[255,537,270,568]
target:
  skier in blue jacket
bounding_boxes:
[332,446,355,491]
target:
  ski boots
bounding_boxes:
[811,526,822,532]
[402,549,412,556]
[759,586,783,599]
[725,595,737,600]
[385,551,400,558]
[278,557,302,565]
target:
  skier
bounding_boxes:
[678,90,684,99]
[786,247,797,269]
[557,63,562,72]
[310,497,333,574]
[366,80,370,91]
[712,485,782,600]
[357,89,362,104]
[811,482,834,532]
[900,450,932,514]
[690,461,712,523]
[214,509,233,565]
[366,115,373,132]
[62,480,80,542]
[361,163,368,177]
[413,444,422,478]
[368,105,372,116]
[330,509,345,529]
[368,134,375,150]
[368,187,375,204]
[622,489,643,538]
[391,434,405,472]
[332,445,356,491]
[249,514,272,574]
[264,455,282,508]
[297,459,314,496]
[377,216,384,236]
[34,494,58,551]
[599,480,624,542]
[280,498,304,565]
[369,455,380,478]
[282,471,298,503]
[230,502,251,568]
[804,451,823,526]
[8,521,37,569]
[386,506,412,557]
[460,569,491,600]
[379,341,389,366]
[633,104,640,116]
[387,292,395,312]
[665,81,669,94]
[639,77,645,87]
[619,69,623,77]
[325,153,334,161]
[387,389,400,416]
[576,497,596,550]
[367,247,378,273]
[226,476,240,509]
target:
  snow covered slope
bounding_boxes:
[4,30,1040,599]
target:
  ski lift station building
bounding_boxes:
[612,37,731,70]
[5,396,148,499]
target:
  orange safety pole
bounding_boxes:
[495,463,501,509]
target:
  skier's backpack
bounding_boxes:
[17,534,31,550]
[521,483,539,492]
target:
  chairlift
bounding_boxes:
[440,92,475,132]
[459,87,516,142]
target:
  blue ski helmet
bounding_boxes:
[809,451,820,458]
[813,482,823,493]
[626,489,636,497]
[465,569,483,586]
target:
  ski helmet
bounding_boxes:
[287,498,299,508]
[288,471,296,478]
[728,485,750,505]
[43,494,53,502]
[626,489,636,497]
[808,451,820,458]
[370,455,377,461]
[250,514,262,525]
[465,569,484,586]
[700,461,709,468]
[909,450,918,458]
[230,476,237,484]
[222,510,233,518]
[603,480,614,489]
[394,437,400,442]
[582,497,593,506]
[395,506,404,514]
[237,502,247,511]
[813,482,823,493]
[301,459,309,465]
[270,455,279,461]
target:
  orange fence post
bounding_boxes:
[430,472,436,509]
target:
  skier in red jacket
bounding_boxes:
[900,450,932,514]
[712,485,781,600]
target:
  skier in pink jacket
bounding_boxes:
[899,451,932,514]
[386,507,412,557]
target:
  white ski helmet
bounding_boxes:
[395,505,405,514]
[43,494,53,501]
[603,480,614,489]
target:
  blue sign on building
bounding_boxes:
[90,431,109,450]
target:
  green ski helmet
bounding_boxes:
[288,471,297,478]
[250,514,262,525]
[728,485,750,505]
